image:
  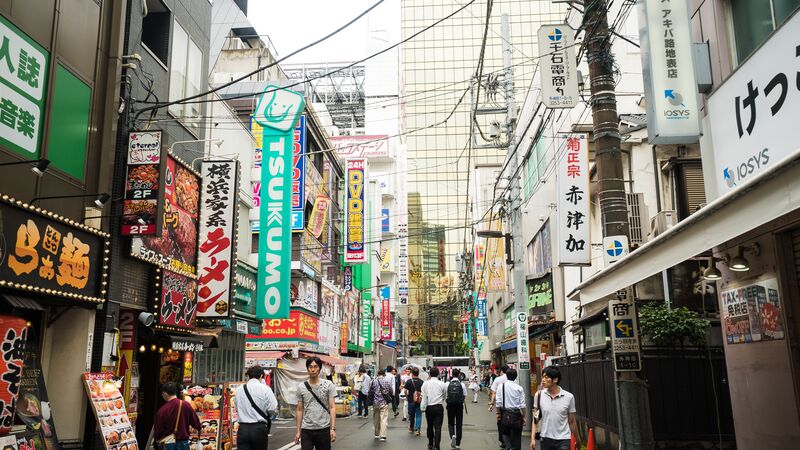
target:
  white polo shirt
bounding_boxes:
[534,387,576,440]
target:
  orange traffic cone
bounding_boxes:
[586,428,596,450]
[570,434,577,450]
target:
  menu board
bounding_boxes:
[0,430,46,449]
[185,385,222,450]
[83,372,138,450]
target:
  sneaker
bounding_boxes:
[402,417,407,421]
[375,435,380,439]
[416,430,421,436]
[380,437,387,441]
[394,411,399,417]
[451,435,456,449]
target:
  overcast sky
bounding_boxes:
[247,0,375,65]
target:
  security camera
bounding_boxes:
[138,312,155,327]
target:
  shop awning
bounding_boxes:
[1,294,45,311]
[500,340,517,351]
[318,355,350,367]
[569,152,800,306]
[529,322,561,340]
[245,351,287,360]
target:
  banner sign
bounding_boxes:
[345,159,367,263]
[132,155,200,277]
[361,293,373,348]
[307,195,330,238]
[291,115,307,231]
[537,25,579,108]
[380,298,392,340]
[486,223,506,291]
[343,266,353,292]
[396,145,409,304]
[720,278,784,344]
[196,160,239,318]
[256,86,305,319]
[247,309,319,342]
[381,208,390,232]
[556,134,590,265]
[608,289,642,371]
[515,311,531,370]
[123,130,162,235]
[638,0,701,144]
[158,269,198,331]
[379,246,392,273]
[340,323,348,354]
[330,135,389,158]
[0,194,109,302]
[474,243,487,300]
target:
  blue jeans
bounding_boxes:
[407,402,422,431]
[160,441,190,450]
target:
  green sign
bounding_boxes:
[526,273,554,315]
[504,308,514,336]
[0,15,49,158]
[256,86,305,319]
[234,263,258,318]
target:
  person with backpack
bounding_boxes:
[421,367,448,450]
[495,369,526,450]
[234,366,277,450]
[293,357,337,450]
[369,368,394,441]
[404,367,424,436]
[445,368,468,449]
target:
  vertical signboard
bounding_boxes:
[158,269,199,331]
[475,291,488,337]
[307,195,330,239]
[638,0,701,144]
[361,292,373,349]
[381,208,390,232]
[197,160,239,318]
[515,311,531,370]
[123,131,162,235]
[556,134,590,265]
[608,289,642,371]
[537,25,579,108]
[396,145,409,304]
[380,298,392,340]
[255,86,305,319]
[343,266,353,292]
[291,115,307,231]
[345,159,367,263]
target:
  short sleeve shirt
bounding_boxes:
[535,388,576,440]
[295,379,336,430]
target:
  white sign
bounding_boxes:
[197,160,239,318]
[330,135,390,158]
[127,131,162,165]
[396,145,409,304]
[556,134,590,265]
[537,25,579,108]
[638,0,701,144]
[602,235,629,265]
[707,12,800,195]
[515,311,530,370]
[608,291,641,372]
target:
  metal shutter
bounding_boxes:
[626,193,646,245]
[678,161,707,218]
[793,228,800,282]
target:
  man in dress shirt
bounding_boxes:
[421,367,448,450]
[235,365,278,450]
[495,369,526,450]
[357,367,372,417]
[489,364,510,449]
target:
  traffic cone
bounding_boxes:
[586,428,596,450]
[570,434,577,450]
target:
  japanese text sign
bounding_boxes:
[0,195,108,301]
[707,11,800,196]
[720,278,784,344]
[291,115,306,231]
[396,145,409,305]
[381,298,392,340]
[0,315,27,434]
[537,25,579,108]
[248,309,319,342]
[515,311,531,370]
[158,270,198,330]
[0,15,49,158]
[526,274,554,316]
[330,135,389,158]
[132,155,200,277]
[608,290,642,371]
[197,160,239,318]
[345,159,367,263]
[307,195,330,239]
[122,131,162,235]
[556,134,590,265]
[361,293,373,348]
[343,266,353,291]
[638,0,701,144]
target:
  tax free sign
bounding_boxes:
[255,86,305,319]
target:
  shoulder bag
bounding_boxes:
[243,384,273,433]
[304,381,331,414]
[379,379,393,403]
[500,383,524,431]
[157,399,182,446]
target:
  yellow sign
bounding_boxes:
[380,247,392,272]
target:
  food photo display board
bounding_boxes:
[184,385,222,450]
[83,372,138,450]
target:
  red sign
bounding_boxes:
[122,131,162,235]
[249,309,319,342]
[158,270,198,330]
[340,323,348,354]
[461,314,470,324]
[0,315,27,435]
[380,299,392,340]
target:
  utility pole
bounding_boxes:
[500,13,532,432]
[583,1,653,448]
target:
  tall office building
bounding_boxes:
[400,0,564,353]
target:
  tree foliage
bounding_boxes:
[638,303,710,347]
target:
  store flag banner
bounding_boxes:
[638,0,701,144]
[396,145,409,304]
[307,195,330,239]
[158,269,198,331]
[122,131,162,235]
[0,15,49,158]
[345,159,367,263]
[255,86,305,319]
[0,315,27,435]
[474,243,487,300]
[197,160,239,318]
[556,133,590,265]
[361,292,373,349]
[343,266,353,292]
[707,13,800,195]
[537,25,578,109]
[381,298,392,340]
[721,277,784,344]
[291,115,307,231]
[131,155,200,277]
[0,194,109,302]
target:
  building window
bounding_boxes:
[730,0,800,64]
[169,21,203,122]
[141,0,171,65]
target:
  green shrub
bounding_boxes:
[638,303,710,347]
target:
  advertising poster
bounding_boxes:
[197,160,239,318]
[158,269,198,330]
[83,372,136,450]
[132,155,200,277]
[721,278,784,344]
[223,382,244,449]
[185,385,222,450]
[0,430,46,450]
[122,131,162,235]
[344,159,367,263]
[307,196,330,239]
[16,336,60,448]
[247,309,319,343]
[526,274,554,317]
[486,229,506,292]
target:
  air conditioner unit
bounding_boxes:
[647,210,677,241]
[626,193,647,245]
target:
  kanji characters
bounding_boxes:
[8,219,40,275]
[0,97,18,129]
[0,36,14,73]
[17,48,40,88]
[38,255,54,280]
[56,232,91,289]
[17,109,34,138]
[566,164,581,178]
[567,210,585,230]
[566,186,584,205]
[735,80,759,138]
[199,227,230,258]
[565,234,585,252]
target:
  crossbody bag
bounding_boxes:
[500,383,524,431]
[157,399,182,445]
[304,381,330,414]
[243,384,273,433]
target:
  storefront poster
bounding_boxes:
[0,316,26,435]
[197,160,239,318]
[0,195,109,302]
[526,274,554,317]
[83,372,135,450]
[185,385,222,450]
[0,430,46,449]
[132,155,200,277]
[122,131,162,235]
[344,159,367,263]
[247,309,319,342]
[721,277,784,344]
[223,382,244,449]
[158,269,198,330]
[15,336,59,448]
[292,278,318,314]
[307,196,330,239]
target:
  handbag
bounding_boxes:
[500,383,524,431]
[243,384,273,434]
[157,399,182,446]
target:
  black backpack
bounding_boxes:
[446,379,464,405]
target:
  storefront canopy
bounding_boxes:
[569,152,800,306]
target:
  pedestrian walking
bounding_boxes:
[495,369,526,450]
[489,364,509,449]
[235,365,278,450]
[468,370,480,403]
[152,382,201,450]
[369,368,394,441]
[400,368,412,422]
[404,367,424,436]
[421,367,448,450]
[355,366,371,417]
[391,366,401,417]
[531,366,580,450]
[445,368,468,449]
[293,357,337,450]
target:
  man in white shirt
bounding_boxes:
[531,366,580,450]
[445,368,468,449]
[400,368,412,421]
[489,364,509,449]
[495,369,526,450]
[356,367,371,417]
[235,365,278,450]
[421,367,448,450]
